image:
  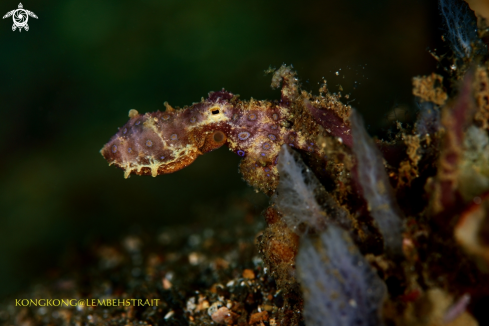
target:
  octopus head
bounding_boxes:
[101,109,228,178]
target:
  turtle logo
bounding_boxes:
[3,3,37,32]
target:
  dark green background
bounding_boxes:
[0,0,440,297]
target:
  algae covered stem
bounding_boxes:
[100,65,353,194]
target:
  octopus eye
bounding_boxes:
[238,131,250,140]
[162,114,170,121]
[213,131,225,143]
[210,107,220,115]
[190,117,196,123]
[268,134,277,141]
[262,142,271,150]
[248,113,257,121]
[170,134,178,140]
[146,140,153,147]
[237,150,245,157]
[111,145,118,153]
[272,113,279,120]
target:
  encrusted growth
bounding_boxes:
[272,145,353,234]
[474,66,489,130]
[412,73,448,106]
[427,72,475,217]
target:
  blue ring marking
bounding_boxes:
[238,131,250,140]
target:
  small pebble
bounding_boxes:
[249,311,269,324]
[242,269,255,279]
[211,306,232,324]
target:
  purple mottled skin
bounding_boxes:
[101,65,353,194]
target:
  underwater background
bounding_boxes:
[0,0,442,298]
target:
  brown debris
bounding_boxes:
[249,311,269,324]
[242,269,255,280]
[474,66,489,129]
[413,73,448,106]
[258,207,299,290]
[397,134,422,188]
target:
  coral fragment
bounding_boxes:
[296,225,386,326]
[350,110,404,257]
